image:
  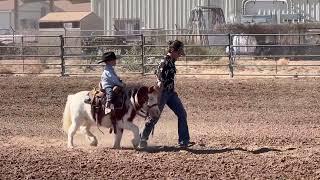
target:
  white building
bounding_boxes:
[91,0,215,33]
[90,0,320,34]
[0,0,90,32]
[39,11,103,36]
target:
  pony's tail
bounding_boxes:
[62,95,72,133]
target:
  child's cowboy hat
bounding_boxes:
[97,52,121,64]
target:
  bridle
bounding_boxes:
[131,90,159,118]
[138,103,158,118]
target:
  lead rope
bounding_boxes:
[95,110,105,135]
[151,125,155,137]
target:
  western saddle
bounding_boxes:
[85,83,126,133]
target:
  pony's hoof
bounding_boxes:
[131,139,140,149]
[138,140,148,149]
[112,146,121,149]
[90,141,98,147]
[67,145,74,149]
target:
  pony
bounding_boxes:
[62,85,160,149]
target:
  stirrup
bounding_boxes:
[105,108,111,114]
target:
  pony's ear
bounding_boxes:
[137,86,149,104]
[148,86,154,93]
[149,85,160,93]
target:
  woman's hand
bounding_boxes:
[157,81,162,88]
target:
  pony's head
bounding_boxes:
[135,86,161,119]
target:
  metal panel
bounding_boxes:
[215,0,245,23]
[94,0,210,33]
[0,11,12,30]
[244,1,288,15]
[94,0,320,33]
[291,0,320,22]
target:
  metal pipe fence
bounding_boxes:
[0,33,319,77]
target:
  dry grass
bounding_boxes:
[0,59,54,74]
[277,58,290,66]
[1,58,320,76]
[0,67,13,74]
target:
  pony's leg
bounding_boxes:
[112,121,123,149]
[122,121,140,149]
[100,114,112,128]
[67,120,80,148]
[80,125,98,146]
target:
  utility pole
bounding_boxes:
[91,0,96,12]
[49,0,54,12]
[14,0,18,30]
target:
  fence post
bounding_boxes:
[141,34,145,76]
[228,33,234,78]
[59,35,65,76]
[21,36,24,73]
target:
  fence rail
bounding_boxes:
[0,33,320,77]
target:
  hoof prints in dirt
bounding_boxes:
[1,76,320,179]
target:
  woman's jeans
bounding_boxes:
[140,89,190,144]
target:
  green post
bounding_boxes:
[59,35,65,76]
[228,33,234,78]
[141,34,145,76]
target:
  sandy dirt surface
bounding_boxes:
[1,75,320,179]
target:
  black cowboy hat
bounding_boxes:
[97,51,121,64]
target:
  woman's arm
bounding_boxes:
[155,59,166,87]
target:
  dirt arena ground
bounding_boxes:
[1,75,320,179]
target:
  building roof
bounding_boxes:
[39,11,92,22]
[66,0,90,3]
[0,0,22,11]
[0,0,90,12]
[54,0,90,12]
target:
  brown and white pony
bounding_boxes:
[62,86,160,149]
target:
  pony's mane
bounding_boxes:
[126,83,147,91]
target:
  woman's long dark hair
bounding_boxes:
[168,40,184,53]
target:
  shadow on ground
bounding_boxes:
[138,145,296,155]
